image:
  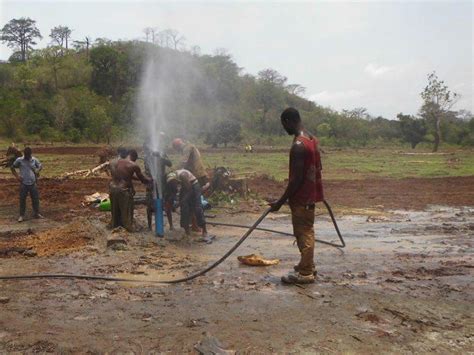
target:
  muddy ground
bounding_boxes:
[0,174,473,353]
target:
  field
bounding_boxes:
[2,144,474,180]
[0,144,473,353]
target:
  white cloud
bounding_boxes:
[310,89,363,103]
[364,63,396,78]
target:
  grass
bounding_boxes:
[1,144,473,181]
[0,154,98,179]
[194,148,474,181]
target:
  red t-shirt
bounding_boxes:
[288,135,324,205]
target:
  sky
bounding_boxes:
[0,0,472,118]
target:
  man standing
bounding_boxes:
[270,108,324,284]
[11,147,43,222]
[171,139,209,191]
[166,169,210,240]
[109,149,152,231]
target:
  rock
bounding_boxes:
[195,333,234,355]
[107,235,128,248]
[23,249,37,257]
[0,297,10,304]
[110,243,128,251]
[342,272,355,279]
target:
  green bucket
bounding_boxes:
[99,199,111,211]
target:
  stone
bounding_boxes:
[23,249,37,257]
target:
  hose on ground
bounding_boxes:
[0,209,272,284]
[0,200,345,283]
[209,200,345,248]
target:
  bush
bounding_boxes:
[67,128,81,143]
[39,127,63,142]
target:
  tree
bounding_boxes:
[0,89,24,137]
[50,94,70,131]
[143,27,152,42]
[1,17,42,62]
[420,71,459,152]
[189,45,201,56]
[159,29,185,50]
[88,105,113,143]
[89,45,120,98]
[143,27,158,43]
[343,107,369,120]
[255,68,287,130]
[258,68,287,87]
[37,46,64,91]
[205,120,242,148]
[286,84,306,96]
[316,122,332,137]
[73,36,92,59]
[50,25,73,54]
[397,113,427,149]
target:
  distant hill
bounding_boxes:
[0,40,472,147]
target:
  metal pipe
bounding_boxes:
[154,197,164,237]
[208,200,345,248]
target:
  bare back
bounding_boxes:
[111,159,150,189]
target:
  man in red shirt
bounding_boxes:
[270,107,324,284]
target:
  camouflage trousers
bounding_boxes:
[109,186,134,232]
[290,203,316,276]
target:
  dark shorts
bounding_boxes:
[180,182,206,229]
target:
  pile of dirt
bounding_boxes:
[0,219,101,257]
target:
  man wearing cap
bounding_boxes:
[171,139,209,191]
[11,147,42,222]
[166,169,209,240]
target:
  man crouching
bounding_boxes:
[166,169,209,240]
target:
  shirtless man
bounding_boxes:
[109,149,152,231]
[166,169,209,239]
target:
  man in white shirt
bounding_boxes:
[11,147,43,222]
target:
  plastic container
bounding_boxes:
[99,199,111,211]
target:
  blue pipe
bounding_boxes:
[155,198,164,237]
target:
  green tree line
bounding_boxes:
[1,17,473,149]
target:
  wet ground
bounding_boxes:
[0,203,472,353]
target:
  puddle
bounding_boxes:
[114,268,187,286]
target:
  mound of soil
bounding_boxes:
[0,219,101,257]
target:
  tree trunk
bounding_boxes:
[432,116,441,152]
[21,42,26,62]
[53,68,59,92]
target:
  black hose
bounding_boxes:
[0,201,344,283]
[209,200,345,248]
[0,209,272,284]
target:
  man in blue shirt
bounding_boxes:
[11,147,42,222]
